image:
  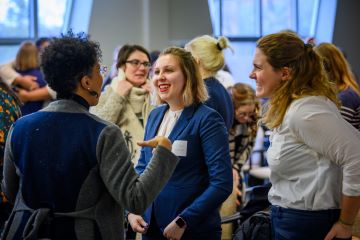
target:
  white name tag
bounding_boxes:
[172,140,187,157]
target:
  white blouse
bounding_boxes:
[157,109,183,137]
[268,96,360,210]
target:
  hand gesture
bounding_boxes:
[324,221,352,240]
[163,217,186,240]
[127,213,148,234]
[137,136,172,151]
[115,79,133,96]
[141,81,152,93]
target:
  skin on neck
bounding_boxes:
[167,99,185,111]
[74,86,91,104]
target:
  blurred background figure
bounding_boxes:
[91,44,153,164]
[215,64,235,90]
[220,83,259,239]
[14,41,50,115]
[149,50,160,65]
[185,35,234,131]
[315,43,360,131]
[101,44,122,90]
[0,79,21,232]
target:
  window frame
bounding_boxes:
[0,0,74,46]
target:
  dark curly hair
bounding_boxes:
[41,30,102,99]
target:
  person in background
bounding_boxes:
[220,83,260,239]
[127,47,232,240]
[14,41,50,115]
[149,50,160,65]
[1,31,179,240]
[185,35,234,131]
[314,42,360,131]
[229,83,259,174]
[250,31,360,240]
[101,45,122,90]
[0,79,21,231]
[0,37,56,100]
[215,64,235,89]
[91,44,153,164]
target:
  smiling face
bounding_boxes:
[123,50,150,87]
[235,103,256,124]
[152,54,186,110]
[249,48,283,98]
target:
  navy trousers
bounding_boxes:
[271,205,351,240]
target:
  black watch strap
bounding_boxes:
[175,216,187,228]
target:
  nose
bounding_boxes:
[249,70,255,79]
[158,72,166,81]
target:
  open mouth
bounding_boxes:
[159,84,170,93]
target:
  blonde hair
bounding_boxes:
[185,35,232,76]
[314,43,360,96]
[257,32,339,129]
[155,47,208,106]
[15,41,39,71]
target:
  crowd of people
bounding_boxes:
[0,29,359,240]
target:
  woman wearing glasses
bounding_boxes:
[91,44,153,164]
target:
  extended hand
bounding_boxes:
[127,213,148,234]
[137,136,172,151]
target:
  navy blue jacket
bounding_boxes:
[204,77,234,131]
[135,103,232,237]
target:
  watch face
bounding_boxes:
[175,217,186,228]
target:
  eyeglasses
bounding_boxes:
[126,60,151,68]
[236,111,255,118]
[100,65,108,76]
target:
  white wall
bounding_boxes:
[87,0,212,68]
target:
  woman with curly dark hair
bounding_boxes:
[1,31,179,240]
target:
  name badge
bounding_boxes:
[172,140,187,157]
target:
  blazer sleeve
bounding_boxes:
[180,111,233,228]
[1,126,20,204]
[97,124,179,214]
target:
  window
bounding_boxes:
[208,0,323,87]
[0,0,72,63]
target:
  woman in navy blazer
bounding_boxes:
[128,47,232,240]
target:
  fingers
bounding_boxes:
[133,218,148,233]
[324,229,335,240]
[137,136,172,150]
[128,214,148,234]
[137,139,157,148]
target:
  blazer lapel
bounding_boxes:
[147,104,169,139]
[168,104,198,141]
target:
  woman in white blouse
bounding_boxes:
[249,32,360,240]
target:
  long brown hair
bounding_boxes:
[257,32,339,129]
[315,43,360,96]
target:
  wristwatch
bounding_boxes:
[175,216,187,228]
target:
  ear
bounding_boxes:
[281,67,291,81]
[80,75,91,89]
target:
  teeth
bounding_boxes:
[159,84,170,90]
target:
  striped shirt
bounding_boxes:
[338,87,360,131]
